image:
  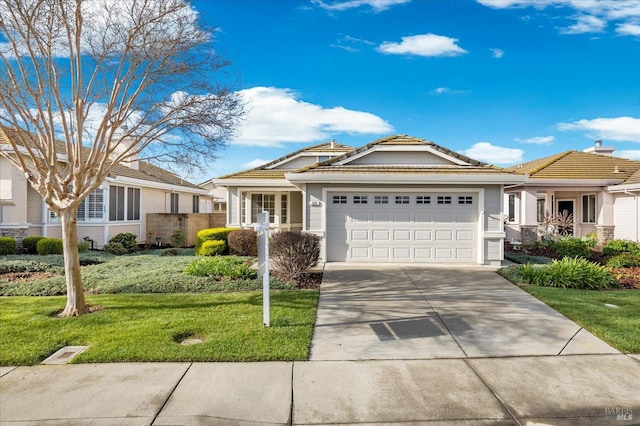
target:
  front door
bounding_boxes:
[557,200,574,236]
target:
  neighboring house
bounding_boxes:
[503,141,640,244]
[213,135,526,265]
[0,127,210,249]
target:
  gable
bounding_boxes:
[348,150,459,166]
[270,153,342,170]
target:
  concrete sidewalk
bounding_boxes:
[2,356,640,425]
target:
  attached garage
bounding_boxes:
[326,192,478,263]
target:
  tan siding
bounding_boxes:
[26,185,42,223]
[484,186,503,232]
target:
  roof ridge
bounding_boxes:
[527,150,574,175]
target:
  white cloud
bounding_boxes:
[232,87,394,147]
[313,0,410,12]
[560,15,606,34]
[378,34,468,57]
[462,142,524,164]
[557,117,640,143]
[241,158,270,169]
[476,0,640,36]
[429,87,468,95]
[490,48,504,58]
[617,150,640,160]
[515,136,555,145]
[617,22,640,35]
[331,34,375,52]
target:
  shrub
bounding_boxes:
[551,237,592,259]
[603,239,640,257]
[195,227,238,254]
[36,238,63,255]
[171,230,186,248]
[160,248,181,256]
[103,242,128,255]
[184,256,256,279]
[227,229,258,256]
[270,231,320,283]
[520,257,617,289]
[22,236,45,254]
[199,240,226,256]
[0,237,16,255]
[77,241,90,252]
[606,253,640,268]
[108,233,138,253]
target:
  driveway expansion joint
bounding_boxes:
[151,362,193,425]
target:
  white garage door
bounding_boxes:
[326,192,477,263]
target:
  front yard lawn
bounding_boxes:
[0,291,319,366]
[521,286,640,353]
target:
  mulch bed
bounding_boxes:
[609,267,640,290]
[0,271,55,283]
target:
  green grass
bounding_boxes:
[0,291,319,366]
[521,286,640,353]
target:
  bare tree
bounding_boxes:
[0,0,243,316]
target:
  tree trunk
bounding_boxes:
[59,208,89,317]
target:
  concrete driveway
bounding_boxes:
[310,263,619,360]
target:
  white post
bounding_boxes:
[256,211,270,327]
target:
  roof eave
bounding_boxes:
[211,178,296,188]
[607,182,640,193]
[284,172,527,185]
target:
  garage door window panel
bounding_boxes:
[395,195,410,204]
[353,195,368,204]
[437,196,452,205]
[416,196,431,204]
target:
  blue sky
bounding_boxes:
[196,1,638,180]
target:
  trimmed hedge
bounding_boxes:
[103,242,128,255]
[228,229,258,256]
[36,238,63,255]
[195,227,238,255]
[184,256,256,279]
[199,240,226,256]
[0,237,17,255]
[108,233,138,253]
[22,236,45,254]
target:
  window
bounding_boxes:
[281,194,288,224]
[353,195,368,204]
[374,195,388,204]
[170,193,179,214]
[537,199,545,223]
[317,155,330,162]
[109,185,125,220]
[251,193,275,223]
[127,188,140,220]
[508,194,516,222]
[437,196,452,205]
[458,196,473,205]
[416,196,430,204]
[332,195,347,204]
[582,194,596,223]
[109,186,139,221]
[192,195,200,213]
[395,195,410,204]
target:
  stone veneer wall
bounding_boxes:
[520,225,538,244]
[0,227,28,252]
[596,225,615,245]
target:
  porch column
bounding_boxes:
[520,188,538,244]
[596,191,615,244]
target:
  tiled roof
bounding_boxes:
[505,151,640,181]
[216,140,354,180]
[1,126,201,190]
[298,165,513,175]
[623,168,640,185]
[294,135,515,175]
